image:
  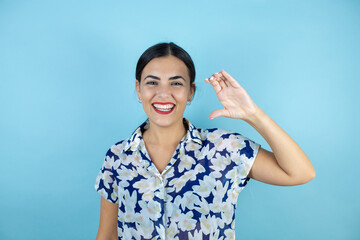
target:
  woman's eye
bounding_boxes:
[146,81,157,85]
[172,82,183,86]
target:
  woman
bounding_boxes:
[95,42,316,240]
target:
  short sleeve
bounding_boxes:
[233,134,261,188]
[94,148,119,204]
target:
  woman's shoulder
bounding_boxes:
[105,138,131,157]
[196,126,246,142]
[197,128,242,138]
[105,121,146,157]
[195,126,260,154]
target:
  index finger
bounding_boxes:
[204,76,222,94]
[220,70,241,88]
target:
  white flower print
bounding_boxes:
[95,118,261,239]
[103,155,115,170]
[169,165,204,193]
[118,178,130,190]
[101,170,113,189]
[178,154,196,173]
[134,212,147,225]
[110,143,123,156]
[193,196,210,215]
[119,224,132,239]
[188,228,203,240]
[185,140,202,151]
[178,191,202,212]
[123,154,139,166]
[194,163,206,174]
[177,211,197,231]
[155,224,166,239]
[215,133,241,152]
[227,134,243,150]
[224,228,235,240]
[95,174,101,190]
[225,167,237,184]
[136,220,154,239]
[166,221,179,239]
[210,170,222,179]
[199,143,216,159]
[168,206,183,223]
[211,181,233,225]
[133,176,159,194]
[97,188,108,201]
[240,160,252,178]
[165,166,175,179]
[212,228,225,240]
[212,180,229,203]
[138,199,162,221]
[169,178,187,193]
[207,130,222,143]
[119,189,137,222]
[116,165,138,181]
[200,214,217,235]
[110,180,118,202]
[192,175,216,198]
[210,152,231,172]
[221,205,234,225]
[162,188,174,202]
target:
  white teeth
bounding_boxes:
[153,104,175,111]
[156,108,171,111]
[153,104,174,108]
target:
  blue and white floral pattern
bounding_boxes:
[95,118,260,240]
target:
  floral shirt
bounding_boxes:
[95,118,261,240]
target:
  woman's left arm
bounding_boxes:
[205,70,316,186]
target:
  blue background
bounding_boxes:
[0,0,359,239]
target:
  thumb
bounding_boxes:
[209,109,228,119]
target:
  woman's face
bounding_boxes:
[135,55,195,129]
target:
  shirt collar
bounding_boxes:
[123,118,202,153]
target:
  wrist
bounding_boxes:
[244,105,266,127]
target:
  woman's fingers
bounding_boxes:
[206,70,240,89]
[214,72,228,88]
[205,72,227,91]
[209,109,229,119]
[205,69,242,95]
[205,75,222,94]
[221,69,241,88]
[216,71,227,83]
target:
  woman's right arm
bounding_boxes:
[96,196,118,240]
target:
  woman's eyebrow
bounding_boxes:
[144,75,160,80]
[169,76,185,81]
[144,75,185,81]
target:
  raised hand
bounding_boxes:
[204,69,259,121]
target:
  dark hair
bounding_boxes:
[135,42,196,97]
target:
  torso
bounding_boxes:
[144,143,178,174]
[141,120,188,174]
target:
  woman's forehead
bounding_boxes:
[142,56,188,78]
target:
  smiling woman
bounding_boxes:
[94,42,316,240]
[136,55,194,131]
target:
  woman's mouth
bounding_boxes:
[152,102,175,114]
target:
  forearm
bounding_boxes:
[245,106,316,180]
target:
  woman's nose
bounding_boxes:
[157,84,171,97]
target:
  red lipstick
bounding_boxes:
[152,102,176,115]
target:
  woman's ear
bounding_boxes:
[135,80,141,99]
[189,82,196,101]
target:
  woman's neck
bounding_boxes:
[142,118,187,147]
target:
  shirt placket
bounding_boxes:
[158,174,166,240]
[138,141,167,240]
[161,139,186,177]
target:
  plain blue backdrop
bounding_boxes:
[0,0,359,239]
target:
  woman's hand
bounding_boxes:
[204,69,259,121]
